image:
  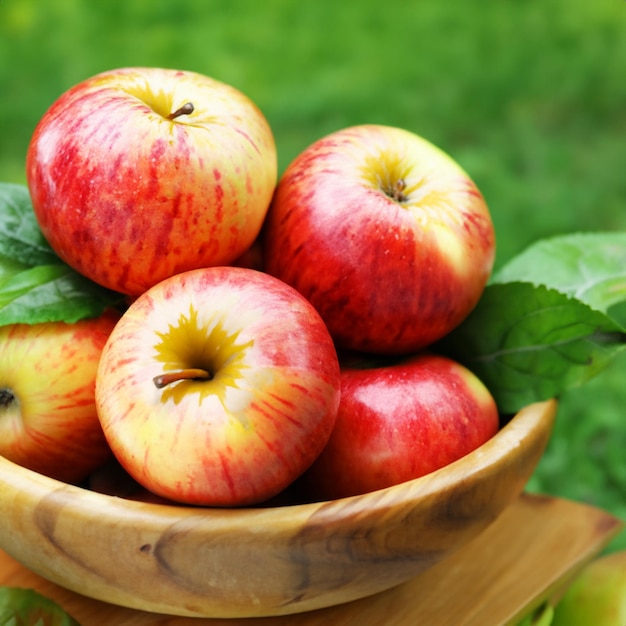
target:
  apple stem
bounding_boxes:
[168,102,195,120]
[377,174,408,203]
[391,178,408,202]
[153,368,211,389]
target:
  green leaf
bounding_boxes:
[439,282,626,414]
[0,183,59,267]
[0,182,124,326]
[492,232,626,325]
[0,264,124,326]
[439,232,626,413]
[0,587,81,625]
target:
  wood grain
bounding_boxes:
[1,494,622,626]
[0,401,558,618]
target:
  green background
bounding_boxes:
[1,0,625,551]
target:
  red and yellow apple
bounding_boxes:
[26,67,277,297]
[301,353,500,500]
[95,266,341,507]
[263,124,495,355]
[0,309,120,483]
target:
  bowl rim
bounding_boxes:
[0,399,557,530]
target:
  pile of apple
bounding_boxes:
[3,67,500,507]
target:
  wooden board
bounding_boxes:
[0,493,622,626]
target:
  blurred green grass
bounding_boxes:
[1,0,624,550]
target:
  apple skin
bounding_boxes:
[0,310,120,483]
[300,353,500,501]
[95,266,341,507]
[26,67,277,297]
[552,550,626,626]
[263,124,495,355]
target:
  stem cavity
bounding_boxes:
[0,388,15,408]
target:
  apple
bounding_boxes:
[263,124,495,355]
[552,550,626,626]
[300,353,500,501]
[0,309,120,483]
[95,266,341,507]
[26,67,277,297]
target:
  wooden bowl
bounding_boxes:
[0,400,556,619]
